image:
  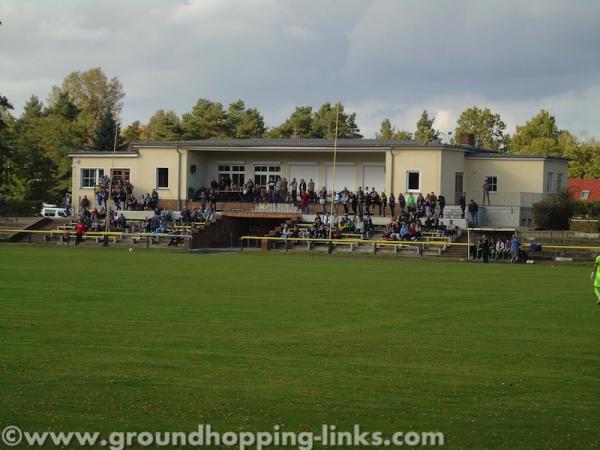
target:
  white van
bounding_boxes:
[40,203,68,218]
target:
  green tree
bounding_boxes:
[564,139,600,179]
[0,95,13,129]
[453,106,509,150]
[122,121,145,145]
[267,106,314,138]
[376,118,412,140]
[145,110,183,141]
[226,100,265,138]
[182,99,228,139]
[414,110,439,143]
[39,113,87,199]
[14,100,56,200]
[311,102,362,139]
[0,95,19,197]
[46,91,79,120]
[90,109,125,152]
[510,110,566,156]
[20,96,44,121]
[50,67,124,117]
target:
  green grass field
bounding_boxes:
[0,245,598,449]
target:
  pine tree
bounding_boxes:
[414,110,439,143]
[90,109,125,152]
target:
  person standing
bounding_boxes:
[479,235,490,263]
[341,188,349,215]
[319,187,327,214]
[388,193,396,218]
[591,255,600,305]
[290,178,298,203]
[468,200,479,226]
[267,177,276,203]
[483,177,491,206]
[279,177,288,202]
[300,190,309,214]
[438,194,445,218]
[398,193,406,213]
[307,178,315,202]
[299,178,306,196]
[63,192,72,217]
[75,220,85,246]
[209,189,217,211]
[510,234,521,263]
[459,192,466,219]
[380,191,387,217]
[356,187,364,216]
[80,195,90,210]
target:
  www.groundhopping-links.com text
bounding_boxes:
[2,424,445,449]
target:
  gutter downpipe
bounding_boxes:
[176,146,182,211]
[388,147,394,196]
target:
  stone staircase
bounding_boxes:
[0,217,65,243]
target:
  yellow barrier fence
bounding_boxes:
[239,235,600,254]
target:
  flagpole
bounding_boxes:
[104,112,120,234]
[328,102,340,241]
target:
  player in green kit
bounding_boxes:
[591,255,600,305]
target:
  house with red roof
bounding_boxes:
[568,179,600,201]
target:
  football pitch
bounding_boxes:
[0,245,598,449]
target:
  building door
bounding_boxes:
[454,172,464,204]
[111,168,130,186]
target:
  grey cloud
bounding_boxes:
[0,0,598,139]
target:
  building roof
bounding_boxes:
[567,179,600,201]
[465,152,569,161]
[68,151,138,158]
[133,138,423,148]
[67,139,568,160]
[128,138,471,152]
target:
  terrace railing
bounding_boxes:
[467,191,551,208]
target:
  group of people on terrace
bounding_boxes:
[83,174,162,212]
[196,176,453,218]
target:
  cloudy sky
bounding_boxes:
[1,0,599,139]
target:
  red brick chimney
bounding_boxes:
[458,133,475,147]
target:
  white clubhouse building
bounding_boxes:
[69,138,568,225]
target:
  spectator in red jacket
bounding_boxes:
[300,191,309,214]
[75,221,86,246]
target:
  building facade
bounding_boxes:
[69,139,568,212]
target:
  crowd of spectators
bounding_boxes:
[88,175,161,211]
[277,189,458,243]
[280,213,375,239]
[75,173,216,239]
[190,176,451,219]
[472,234,539,263]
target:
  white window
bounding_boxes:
[547,172,555,193]
[80,169,104,188]
[486,176,498,193]
[254,165,281,186]
[156,168,169,188]
[406,171,420,192]
[556,173,563,191]
[218,164,245,187]
[580,190,590,200]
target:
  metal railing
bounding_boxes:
[220,202,301,214]
[467,192,550,208]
